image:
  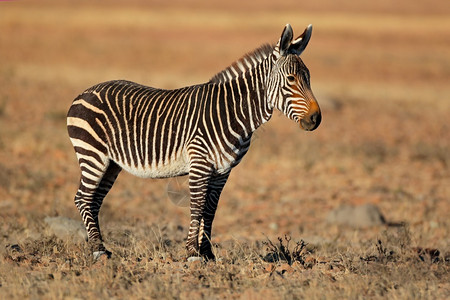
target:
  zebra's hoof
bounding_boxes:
[93,250,111,261]
[187,256,203,263]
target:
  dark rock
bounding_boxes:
[326,204,386,227]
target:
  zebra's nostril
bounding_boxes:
[312,111,321,128]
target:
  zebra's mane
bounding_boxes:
[209,44,274,84]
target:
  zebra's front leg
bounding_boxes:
[198,172,230,260]
[186,170,230,261]
[186,168,209,260]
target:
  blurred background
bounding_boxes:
[0,0,449,250]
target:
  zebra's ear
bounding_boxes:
[276,24,294,57]
[288,24,313,56]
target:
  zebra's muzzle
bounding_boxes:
[300,110,321,131]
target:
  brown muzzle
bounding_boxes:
[300,100,321,131]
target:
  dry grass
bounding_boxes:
[1,0,449,299]
[0,224,448,299]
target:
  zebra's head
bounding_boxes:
[267,24,321,131]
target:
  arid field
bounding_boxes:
[0,0,449,299]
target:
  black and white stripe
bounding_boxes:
[67,24,321,260]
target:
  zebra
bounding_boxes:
[67,24,321,261]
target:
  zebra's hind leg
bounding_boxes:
[74,159,122,259]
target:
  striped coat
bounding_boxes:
[67,24,321,260]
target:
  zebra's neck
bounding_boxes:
[209,44,274,133]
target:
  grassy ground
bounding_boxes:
[0,0,449,299]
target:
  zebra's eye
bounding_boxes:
[286,75,296,83]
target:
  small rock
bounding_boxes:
[326,204,386,227]
[44,216,87,242]
[187,256,203,263]
[269,222,278,231]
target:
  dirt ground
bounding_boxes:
[0,0,449,299]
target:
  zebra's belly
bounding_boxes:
[117,153,190,179]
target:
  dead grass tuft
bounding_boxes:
[262,235,311,267]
